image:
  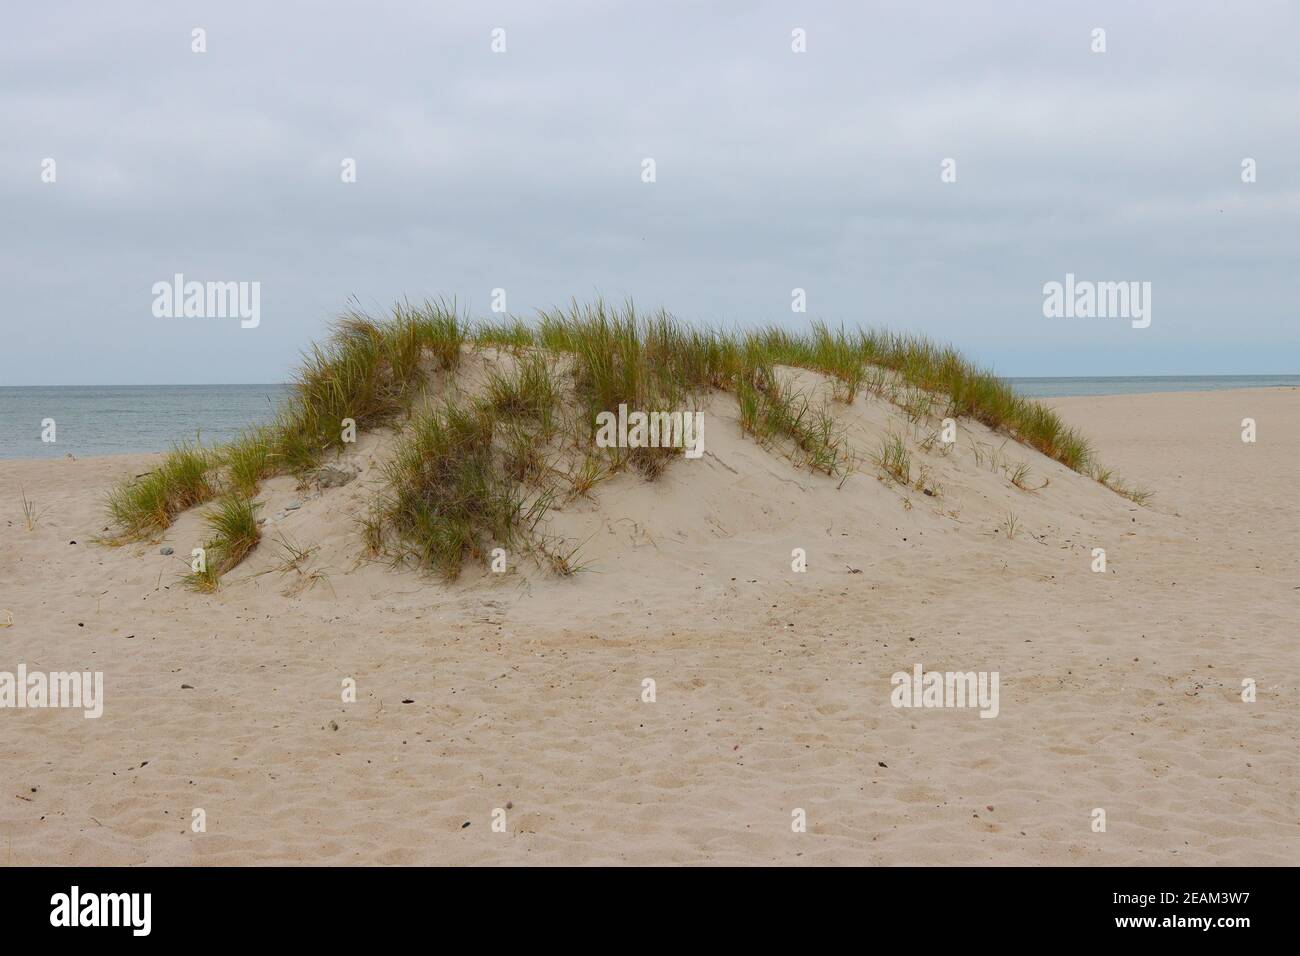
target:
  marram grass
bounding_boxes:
[367,398,551,580]
[104,439,219,539]
[184,494,262,592]
[104,298,1151,582]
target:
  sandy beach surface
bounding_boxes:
[2,385,1296,865]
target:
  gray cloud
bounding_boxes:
[2,0,1296,384]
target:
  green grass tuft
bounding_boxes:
[222,427,275,498]
[370,399,548,580]
[184,494,262,591]
[736,365,849,476]
[105,440,218,539]
[874,432,912,485]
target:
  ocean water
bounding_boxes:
[1005,375,1300,398]
[0,385,289,460]
[0,377,1295,459]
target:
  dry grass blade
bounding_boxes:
[20,485,49,531]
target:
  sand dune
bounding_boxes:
[1,383,1296,865]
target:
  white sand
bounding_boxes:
[1,384,1296,865]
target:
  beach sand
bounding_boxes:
[1,386,1296,865]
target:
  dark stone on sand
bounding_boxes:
[314,465,358,489]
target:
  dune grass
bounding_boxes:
[809,323,868,402]
[504,302,1100,477]
[269,300,465,473]
[19,485,49,531]
[104,301,467,539]
[184,494,262,592]
[736,365,850,476]
[222,427,275,498]
[105,439,219,539]
[566,453,613,500]
[874,432,912,486]
[1090,467,1153,505]
[104,296,1149,582]
[367,398,551,580]
[484,352,560,439]
[474,316,536,350]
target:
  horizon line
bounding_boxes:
[4,373,1300,389]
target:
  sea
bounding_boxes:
[0,376,1296,460]
[0,385,290,460]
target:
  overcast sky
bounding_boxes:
[2,0,1296,385]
